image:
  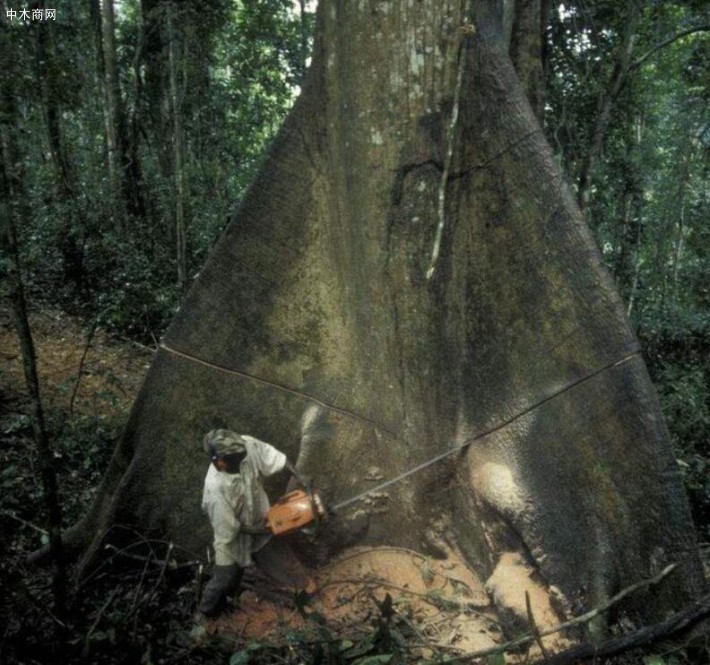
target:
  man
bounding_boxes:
[198,428,304,616]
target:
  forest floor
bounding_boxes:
[0,306,151,418]
[0,307,707,664]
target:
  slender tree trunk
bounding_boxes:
[299,0,308,80]
[36,17,87,291]
[576,2,641,212]
[612,110,643,304]
[626,111,645,318]
[91,0,110,169]
[168,2,187,289]
[671,150,692,301]
[100,0,148,225]
[37,21,71,196]
[656,139,693,318]
[626,210,643,319]
[613,190,633,279]
[140,0,173,184]
[100,0,123,221]
[0,120,67,620]
[509,0,546,121]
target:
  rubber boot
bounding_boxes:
[198,564,243,616]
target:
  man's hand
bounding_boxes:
[240,522,270,535]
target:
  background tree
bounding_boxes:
[4,0,306,337]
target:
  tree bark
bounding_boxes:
[168,2,187,289]
[299,0,309,81]
[64,0,705,632]
[670,145,693,302]
[100,0,146,223]
[509,0,547,121]
[36,16,87,290]
[100,0,122,216]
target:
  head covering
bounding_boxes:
[203,429,246,457]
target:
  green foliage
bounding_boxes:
[278,591,410,664]
[53,412,122,521]
[4,0,312,343]
[644,656,667,665]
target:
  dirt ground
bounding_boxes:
[0,307,152,418]
[208,546,501,657]
[204,543,574,662]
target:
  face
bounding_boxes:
[213,450,246,474]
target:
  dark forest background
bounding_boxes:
[0,1,708,663]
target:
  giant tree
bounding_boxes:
[63,0,705,637]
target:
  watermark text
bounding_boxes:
[6,8,57,21]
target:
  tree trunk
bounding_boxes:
[100,0,146,223]
[299,0,309,81]
[671,147,692,302]
[508,0,548,121]
[100,0,123,218]
[576,2,641,212]
[36,17,87,291]
[625,111,645,318]
[65,0,705,632]
[90,0,111,170]
[168,2,187,289]
[1,106,67,619]
[626,209,643,319]
[139,0,173,187]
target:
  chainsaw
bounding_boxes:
[264,486,328,536]
[263,443,463,537]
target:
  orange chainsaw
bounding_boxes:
[264,487,328,536]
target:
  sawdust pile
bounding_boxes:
[205,546,572,661]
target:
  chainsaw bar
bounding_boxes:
[329,444,463,512]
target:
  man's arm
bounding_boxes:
[250,437,309,484]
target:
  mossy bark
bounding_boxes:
[68,0,705,626]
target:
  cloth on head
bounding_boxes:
[203,429,246,456]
